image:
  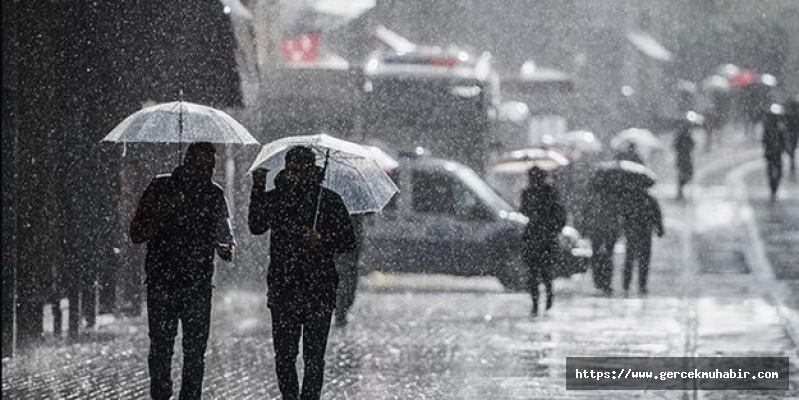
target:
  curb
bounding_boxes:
[728,159,799,357]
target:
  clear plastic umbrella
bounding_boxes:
[610,128,662,153]
[490,148,570,173]
[248,134,399,214]
[103,101,258,145]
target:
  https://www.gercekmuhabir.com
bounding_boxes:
[565,357,788,390]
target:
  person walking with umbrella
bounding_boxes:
[762,104,787,202]
[519,167,567,315]
[620,189,664,295]
[673,122,696,200]
[248,146,357,400]
[130,142,236,400]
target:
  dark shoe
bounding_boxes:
[546,296,553,310]
[531,302,538,316]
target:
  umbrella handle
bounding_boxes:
[312,149,330,231]
[178,89,184,166]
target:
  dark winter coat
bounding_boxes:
[579,186,623,241]
[249,170,357,313]
[621,191,664,240]
[762,114,785,159]
[674,130,695,185]
[130,165,234,290]
[519,184,566,252]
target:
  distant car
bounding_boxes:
[359,152,590,291]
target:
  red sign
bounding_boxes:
[280,33,320,63]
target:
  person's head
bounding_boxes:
[625,142,638,153]
[528,166,547,186]
[284,146,318,185]
[183,142,216,179]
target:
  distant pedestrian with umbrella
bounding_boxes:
[519,167,567,315]
[762,104,787,202]
[620,189,664,296]
[248,145,358,400]
[785,95,799,178]
[673,121,696,200]
[130,142,236,400]
[584,160,657,295]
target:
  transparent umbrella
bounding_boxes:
[248,134,399,215]
[101,99,259,163]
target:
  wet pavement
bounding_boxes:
[3,128,799,399]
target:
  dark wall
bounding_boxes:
[3,0,243,354]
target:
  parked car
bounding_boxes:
[359,151,590,291]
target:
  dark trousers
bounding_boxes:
[271,307,333,400]
[525,246,555,309]
[623,237,652,291]
[335,250,360,325]
[591,233,618,292]
[147,287,212,400]
[766,154,783,196]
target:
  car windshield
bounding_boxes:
[454,167,515,213]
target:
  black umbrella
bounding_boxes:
[593,160,657,190]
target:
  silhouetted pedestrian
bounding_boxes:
[249,146,357,400]
[581,184,623,295]
[785,96,799,177]
[335,213,366,327]
[130,142,235,400]
[762,105,786,202]
[673,125,695,200]
[620,190,664,295]
[519,167,567,315]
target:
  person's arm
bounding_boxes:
[652,196,665,237]
[248,169,272,235]
[130,179,164,244]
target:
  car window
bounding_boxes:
[412,171,458,215]
[412,170,490,219]
[454,168,515,212]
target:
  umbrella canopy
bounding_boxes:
[363,145,400,171]
[610,128,662,153]
[548,130,603,154]
[248,134,399,214]
[490,148,570,173]
[102,101,259,145]
[593,160,657,190]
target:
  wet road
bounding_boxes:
[3,129,799,399]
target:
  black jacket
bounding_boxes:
[249,170,357,312]
[130,165,234,290]
[621,191,664,240]
[519,184,566,251]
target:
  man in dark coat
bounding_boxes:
[762,106,786,202]
[249,146,356,400]
[673,125,695,200]
[784,96,799,177]
[130,142,235,400]
[519,167,567,315]
[620,190,664,295]
[580,184,623,295]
